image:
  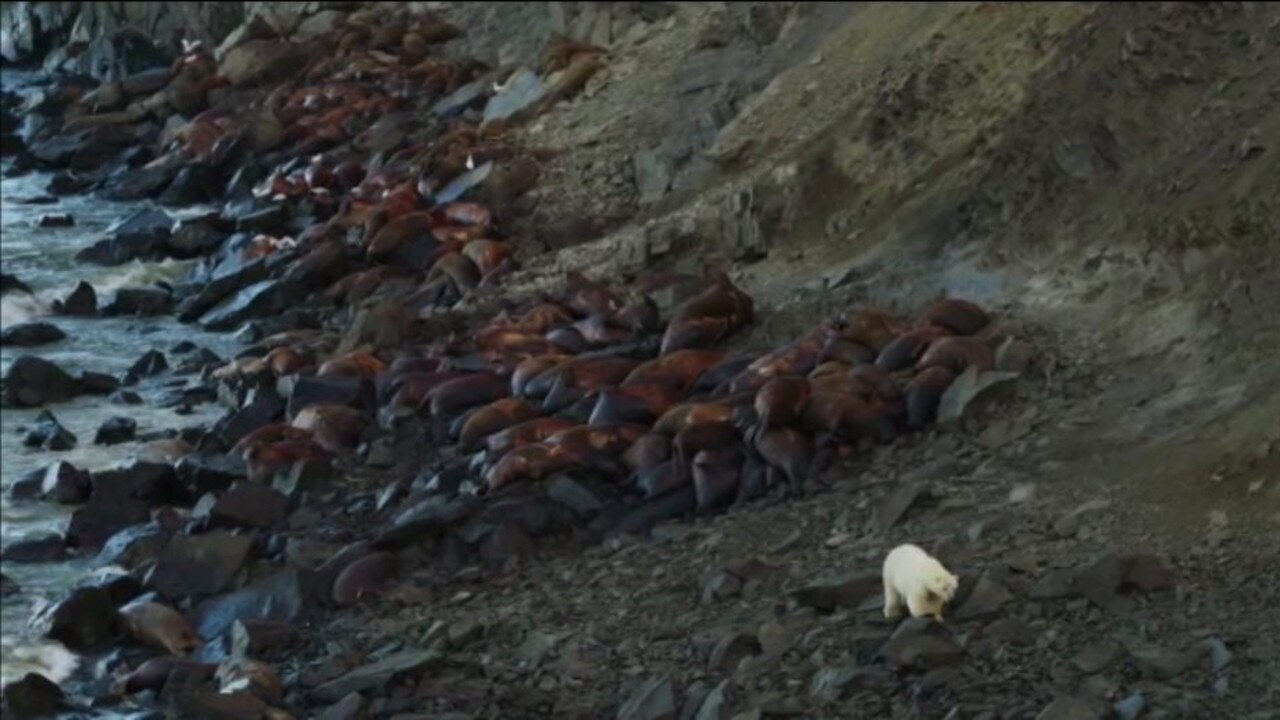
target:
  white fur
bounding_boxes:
[882,543,959,622]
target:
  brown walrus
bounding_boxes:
[118,600,200,656]
[457,398,542,450]
[921,298,990,336]
[904,366,957,429]
[753,427,813,490]
[318,351,388,378]
[623,433,671,472]
[754,375,811,430]
[290,404,369,453]
[485,442,573,492]
[485,417,577,460]
[244,440,331,482]
[652,402,737,436]
[875,325,950,371]
[427,372,511,419]
[659,272,753,355]
[546,423,646,456]
[510,355,568,397]
[332,551,400,606]
[623,349,725,392]
[915,336,995,374]
[564,269,623,317]
[692,446,743,512]
[366,211,433,260]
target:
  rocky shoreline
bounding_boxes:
[2,3,1275,720]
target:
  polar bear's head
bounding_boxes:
[925,568,959,603]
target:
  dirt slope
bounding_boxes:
[284,2,1279,718]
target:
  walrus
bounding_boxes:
[753,427,813,491]
[546,423,647,456]
[485,442,572,492]
[427,372,511,419]
[120,657,215,694]
[904,366,956,429]
[387,370,466,408]
[118,599,200,656]
[921,298,990,336]
[426,251,481,291]
[457,398,542,450]
[244,440,330,482]
[461,239,510,275]
[623,349,725,392]
[588,384,682,426]
[693,446,743,513]
[545,327,589,354]
[673,421,740,478]
[232,423,313,455]
[818,335,876,366]
[510,355,568,397]
[652,402,737,436]
[838,306,901,352]
[318,351,388,378]
[876,326,950,371]
[216,657,283,704]
[564,269,623,317]
[659,272,753,355]
[332,551,400,606]
[915,336,994,375]
[613,295,661,333]
[523,356,639,400]
[484,417,577,460]
[291,404,369,453]
[754,375,811,430]
[366,211,434,261]
[634,459,687,500]
[571,313,633,347]
[623,433,671,472]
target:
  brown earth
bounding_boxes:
[265,2,1279,718]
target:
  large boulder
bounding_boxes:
[200,278,300,331]
[57,280,98,316]
[1,272,33,295]
[35,586,118,651]
[2,355,82,407]
[146,532,255,599]
[22,410,77,451]
[66,499,150,550]
[0,322,66,347]
[74,207,175,266]
[89,461,185,505]
[102,286,173,316]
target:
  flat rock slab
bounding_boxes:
[147,532,254,599]
[309,650,444,703]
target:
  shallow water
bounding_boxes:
[0,158,235,685]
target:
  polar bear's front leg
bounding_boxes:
[883,582,903,619]
[906,589,940,621]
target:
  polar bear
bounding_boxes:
[882,543,959,622]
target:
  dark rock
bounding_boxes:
[309,650,444,703]
[1030,567,1077,600]
[78,370,120,395]
[212,392,284,447]
[286,374,375,419]
[2,355,82,407]
[2,672,65,718]
[230,618,297,658]
[38,585,118,650]
[205,483,288,529]
[617,675,676,720]
[124,350,168,383]
[90,461,183,505]
[220,40,309,87]
[878,617,965,670]
[954,573,1013,620]
[694,680,730,720]
[176,454,248,496]
[97,522,171,572]
[177,257,269,322]
[1,533,67,563]
[1,272,34,295]
[1122,554,1175,592]
[168,689,268,719]
[94,416,138,445]
[8,468,45,500]
[23,410,77,450]
[0,322,66,347]
[271,458,335,501]
[200,278,297,331]
[1034,697,1101,720]
[41,461,92,504]
[176,348,224,375]
[320,692,368,720]
[75,208,175,265]
[102,286,173,317]
[59,280,98,316]
[547,475,608,517]
[229,204,291,235]
[479,521,535,569]
[982,617,1038,646]
[147,532,255,599]
[0,572,18,597]
[1073,640,1124,674]
[35,212,74,227]
[66,499,151,549]
[110,389,144,405]
[809,665,885,702]
[158,162,221,206]
[876,483,928,530]
[373,494,481,551]
[98,157,181,201]
[790,574,881,612]
[193,568,312,647]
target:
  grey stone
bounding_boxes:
[937,367,1019,425]
[1,533,67,563]
[147,532,254,599]
[1073,639,1124,674]
[790,574,881,612]
[879,618,965,670]
[309,650,444,703]
[876,483,927,530]
[617,675,676,720]
[955,573,1013,620]
[0,322,66,347]
[3,355,82,407]
[94,416,138,445]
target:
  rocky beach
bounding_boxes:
[2,2,1279,719]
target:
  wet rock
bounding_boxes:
[159,163,222,206]
[2,672,65,718]
[3,355,82,407]
[1035,697,1101,720]
[38,585,118,650]
[103,286,173,317]
[78,370,120,395]
[0,322,66,347]
[200,278,297,331]
[98,157,183,202]
[147,532,255,599]
[41,461,91,504]
[176,348,224,375]
[1,272,34,295]
[634,148,674,204]
[97,522,170,571]
[955,573,1013,620]
[879,618,965,670]
[1,533,67,563]
[75,208,175,266]
[287,374,375,419]
[23,410,77,450]
[995,338,1034,374]
[177,453,248,496]
[203,482,289,530]
[59,280,98,316]
[167,215,227,258]
[547,475,608,517]
[211,392,285,447]
[791,574,881,612]
[66,499,151,549]
[876,483,928,530]
[90,461,184,505]
[193,568,311,645]
[0,573,17,597]
[309,650,444,703]
[1128,644,1199,680]
[701,572,742,604]
[617,675,676,720]
[124,349,168,384]
[35,212,75,227]
[94,416,138,445]
[7,467,44,500]
[433,79,490,119]
[937,368,1019,426]
[809,665,884,702]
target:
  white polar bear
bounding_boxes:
[882,543,959,622]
